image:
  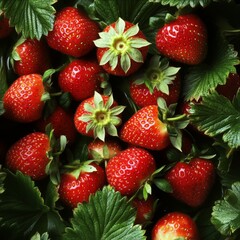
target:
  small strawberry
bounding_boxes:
[152,212,200,240]
[74,91,125,141]
[156,14,208,65]
[165,158,215,207]
[58,162,106,208]
[46,7,100,57]
[35,106,77,144]
[94,17,150,76]
[2,74,48,122]
[106,147,156,196]
[58,58,104,101]
[5,132,51,180]
[0,15,12,39]
[11,38,51,76]
[120,105,170,151]
[129,56,181,107]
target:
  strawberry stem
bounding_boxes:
[166,113,187,122]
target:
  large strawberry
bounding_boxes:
[58,162,106,208]
[152,212,200,240]
[58,58,104,101]
[129,56,181,107]
[106,147,156,196]
[5,132,51,180]
[120,105,170,151]
[2,74,48,122]
[11,38,51,76]
[46,7,100,57]
[156,14,208,65]
[74,91,125,141]
[94,17,150,76]
[165,158,215,207]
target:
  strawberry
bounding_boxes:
[46,7,100,57]
[11,38,51,76]
[152,212,200,240]
[129,56,181,107]
[94,17,150,76]
[74,91,125,141]
[2,74,48,122]
[5,132,51,180]
[156,14,208,65]
[58,163,106,208]
[120,105,170,151]
[106,147,156,196]
[165,158,215,207]
[35,106,77,144]
[0,15,12,38]
[58,58,104,101]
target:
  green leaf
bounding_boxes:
[63,186,146,240]
[0,51,8,101]
[2,0,56,40]
[30,232,50,240]
[0,170,65,239]
[190,92,240,148]
[211,182,240,236]
[153,178,173,193]
[183,34,239,101]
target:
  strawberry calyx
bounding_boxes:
[134,56,180,95]
[78,91,126,141]
[94,17,151,73]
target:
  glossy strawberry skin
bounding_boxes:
[35,106,77,144]
[165,158,215,207]
[156,14,208,65]
[58,59,103,101]
[3,74,45,122]
[129,75,181,108]
[106,147,156,196]
[13,39,51,76]
[46,7,100,57]
[152,212,200,240]
[58,163,106,208]
[120,105,170,151]
[5,132,50,180]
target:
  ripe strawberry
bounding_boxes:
[5,132,51,180]
[46,7,100,57]
[156,14,208,65]
[120,105,170,151]
[11,38,51,76]
[0,15,12,38]
[58,163,106,208]
[129,56,181,107]
[58,58,104,101]
[35,106,77,144]
[152,212,200,240]
[2,74,47,122]
[94,17,150,76]
[74,91,125,141]
[106,147,156,196]
[165,158,215,207]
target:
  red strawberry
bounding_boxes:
[58,163,106,208]
[12,38,51,76]
[46,7,100,57]
[165,158,215,207]
[106,147,156,196]
[120,105,170,151]
[0,15,12,38]
[58,58,104,101]
[94,17,150,76]
[156,14,208,65]
[74,91,125,141]
[5,132,51,180]
[129,56,181,107]
[3,74,47,122]
[152,212,200,240]
[35,106,77,144]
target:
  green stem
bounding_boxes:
[166,113,187,122]
[226,147,235,159]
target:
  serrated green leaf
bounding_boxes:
[2,0,56,40]
[211,182,240,236]
[190,92,240,148]
[63,186,146,240]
